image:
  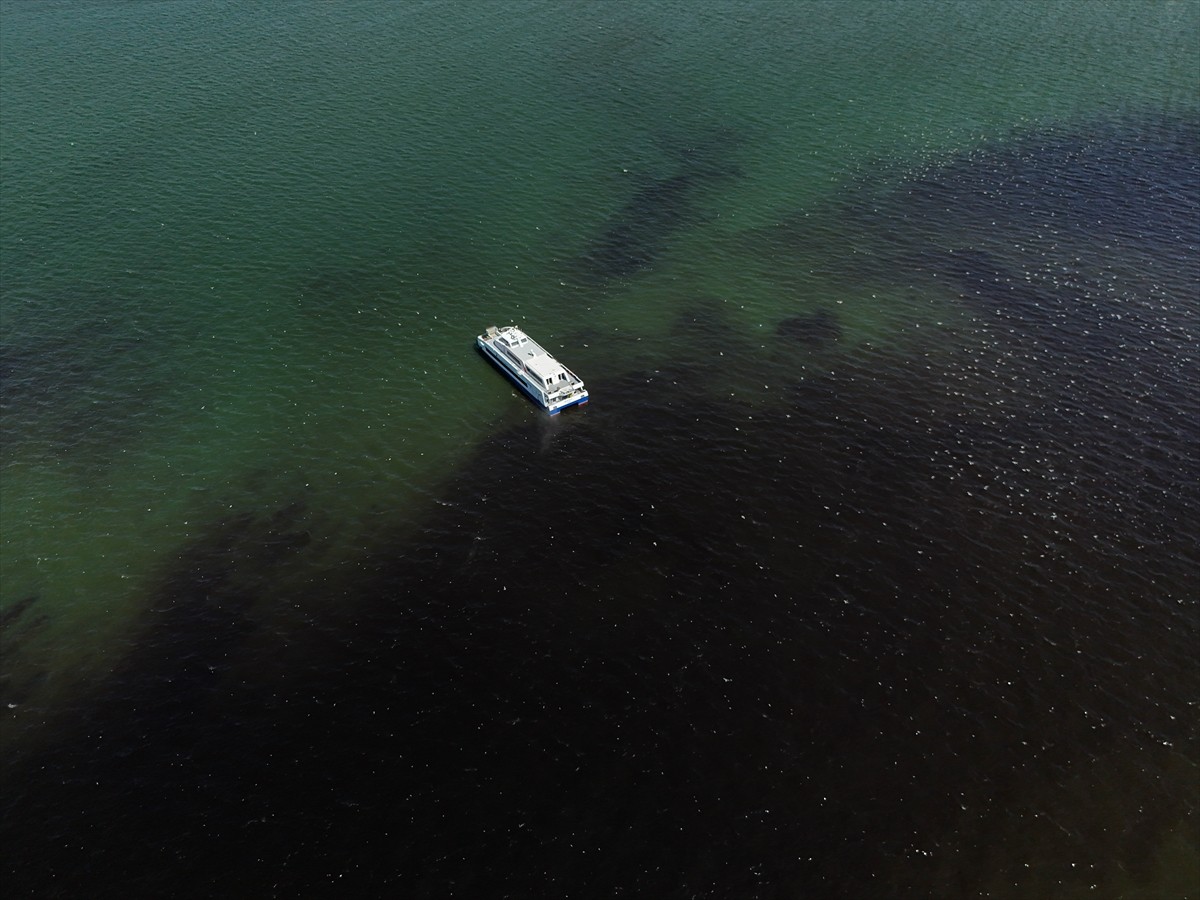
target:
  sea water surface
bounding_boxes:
[1,2,1198,897]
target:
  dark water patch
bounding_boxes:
[0,315,170,463]
[775,308,842,346]
[294,266,380,319]
[918,249,1200,532]
[888,247,1200,523]
[665,300,754,370]
[297,268,356,311]
[322,368,1196,894]
[751,113,1200,315]
[3,344,1196,897]
[0,597,49,709]
[573,128,743,286]
[128,502,315,718]
[0,666,49,714]
[671,301,729,337]
[0,595,39,634]
[749,113,1200,520]
[9,499,312,726]
[0,499,321,889]
[130,500,313,698]
[576,173,696,283]
[658,123,747,182]
[0,319,127,405]
[902,241,1198,374]
[903,115,1199,252]
[879,114,1195,271]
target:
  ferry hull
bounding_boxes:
[476,334,589,414]
[549,393,589,415]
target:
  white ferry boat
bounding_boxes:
[477,325,589,414]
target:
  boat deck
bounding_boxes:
[478,324,589,413]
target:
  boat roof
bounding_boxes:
[527,353,566,382]
[496,327,568,381]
